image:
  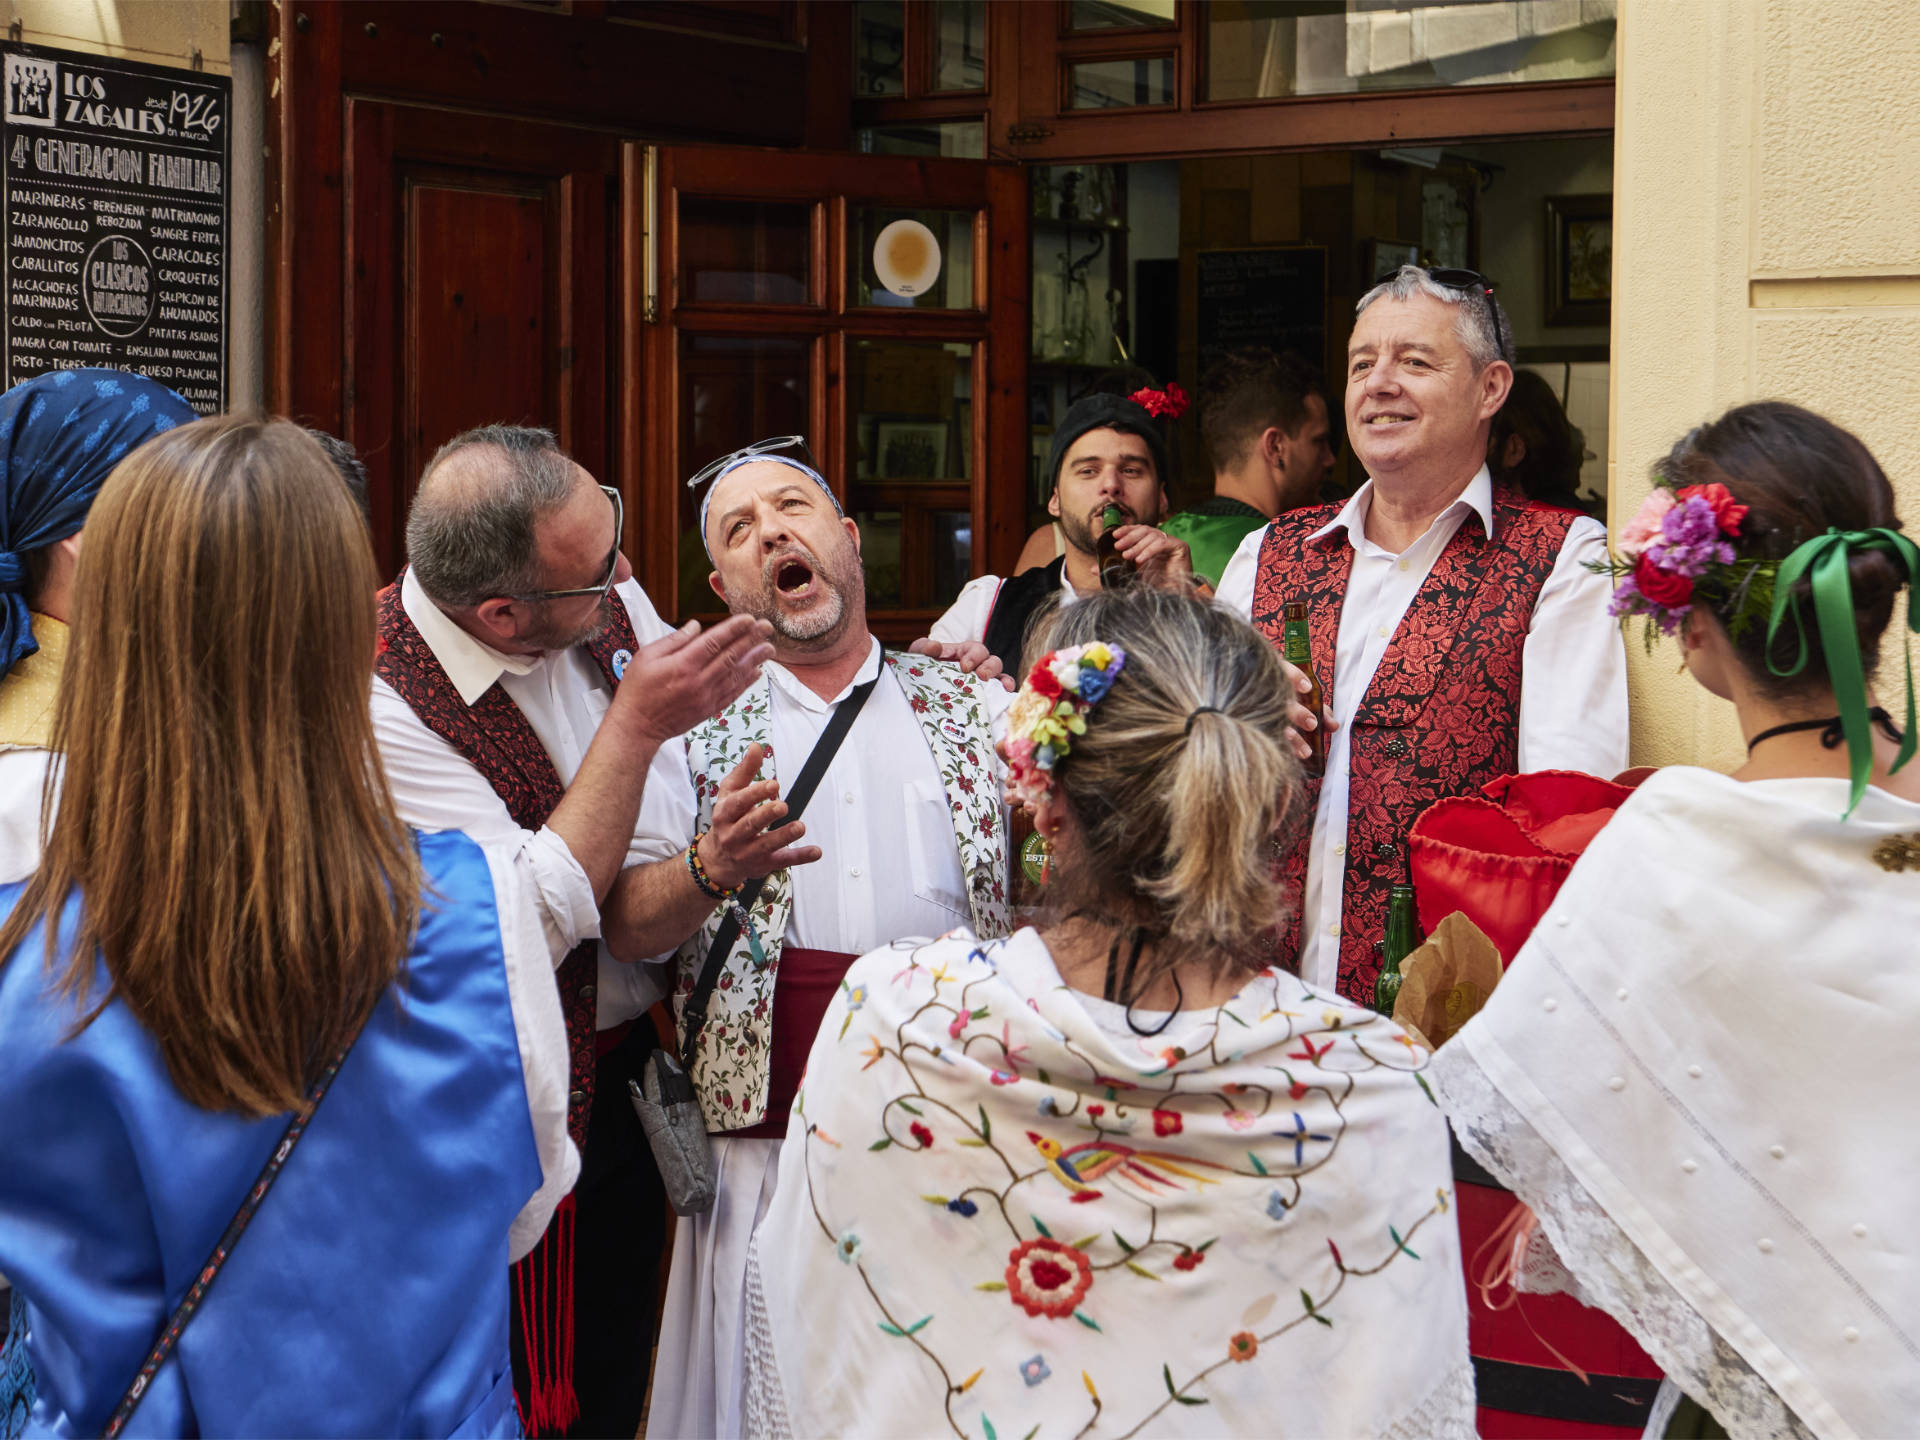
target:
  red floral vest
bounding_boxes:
[1250,488,1576,1003]
[374,577,640,1436]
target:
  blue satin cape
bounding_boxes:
[0,830,540,1437]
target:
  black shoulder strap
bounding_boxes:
[678,653,884,1069]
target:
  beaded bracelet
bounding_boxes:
[685,830,740,901]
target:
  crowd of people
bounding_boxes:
[0,264,1910,1440]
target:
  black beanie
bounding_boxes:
[1045,393,1169,494]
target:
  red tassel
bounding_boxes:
[513,1192,581,1436]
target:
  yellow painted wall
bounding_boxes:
[1613,0,1920,768]
[10,0,229,73]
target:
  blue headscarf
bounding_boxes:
[0,368,197,676]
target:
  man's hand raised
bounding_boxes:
[612,614,775,747]
[696,742,822,889]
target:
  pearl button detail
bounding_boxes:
[1329,923,1340,937]
[1682,1159,1698,1173]
[1758,1239,1774,1254]
[1377,625,1390,639]
[1844,1327,1860,1343]
[1769,1145,1786,1159]
[850,866,864,878]
[1543,998,1558,1012]
[1607,1075,1626,1092]
[1687,1065,1703,1078]
[1615,988,1629,1001]
[1853,1223,1868,1239]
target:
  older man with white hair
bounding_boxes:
[1216,266,1627,1006]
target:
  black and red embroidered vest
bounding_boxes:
[1250,488,1576,1004]
[374,576,640,1435]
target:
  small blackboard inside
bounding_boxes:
[2,41,230,413]
[1196,246,1325,371]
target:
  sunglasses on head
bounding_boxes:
[1373,265,1512,364]
[684,435,819,493]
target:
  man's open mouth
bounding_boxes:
[775,557,815,595]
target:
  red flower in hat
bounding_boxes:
[1028,664,1063,702]
[1633,553,1695,609]
[1129,382,1189,421]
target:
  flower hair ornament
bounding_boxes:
[1596,480,1766,641]
[1005,642,1128,810]
[1128,383,1189,421]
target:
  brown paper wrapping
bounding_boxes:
[1389,911,1505,1053]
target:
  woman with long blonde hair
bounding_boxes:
[0,415,574,1437]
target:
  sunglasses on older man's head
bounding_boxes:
[1373,265,1512,363]
[512,484,624,601]
[684,435,820,493]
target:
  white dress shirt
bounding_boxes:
[0,747,53,883]
[927,564,1082,649]
[371,569,681,1026]
[1217,467,1628,990]
[633,638,1012,955]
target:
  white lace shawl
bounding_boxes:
[1430,766,1920,1440]
[744,928,1476,1439]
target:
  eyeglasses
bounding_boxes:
[1372,265,1511,363]
[684,435,819,493]
[512,484,624,602]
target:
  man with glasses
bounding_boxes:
[371,424,774,1438]
[603,436,1014,1439]
[1216,265,1627,1006]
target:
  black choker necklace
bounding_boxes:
[1745,706,1904,755]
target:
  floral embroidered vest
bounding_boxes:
[671,652,1011,1131]
[1250,489,1576,1004]
[374,579,641,1150]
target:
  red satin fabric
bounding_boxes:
[1408,770,1641,964]
[730,946,859,1140]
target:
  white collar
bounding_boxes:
[1309,464,1495,555]
[400,568,544,707]
[764,634,884,714]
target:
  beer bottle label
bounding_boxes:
[1020,830,1052,886]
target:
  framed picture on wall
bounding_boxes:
[1545,194,1612,327]
[875,421,948,479]
[1366,239,1421,283]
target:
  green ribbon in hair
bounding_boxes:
[1765,527,1920,817]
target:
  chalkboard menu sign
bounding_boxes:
[2,42,229,413]
[1195,246,1326,371]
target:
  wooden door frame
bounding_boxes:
[625,143,1028,632]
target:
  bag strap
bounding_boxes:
[102,1024,370,1439]
[678,653,884,1070]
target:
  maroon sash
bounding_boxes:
[375,576,641,1435]
[731,946,860,1141]
[1249,488,1574,1003]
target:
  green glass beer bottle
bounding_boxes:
[1095,504,1136,587]
[1280,601,1326,775]
[1373,883,1420,1017]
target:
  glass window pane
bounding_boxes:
[1207,1,1617,103]
[1070,0,1178,29]
[678,199,812,306]
[848,340,973,610]
[1067,55,1176,109]
[849,206,977,310]
[854,509,905,607]
[677,333,811,616]
[931,0,986,92]
[855,0,906,96]
[855,121,986,160]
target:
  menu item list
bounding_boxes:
[3,41,230,413]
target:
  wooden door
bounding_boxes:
[628,144,1028,640]
[344,100,619,574]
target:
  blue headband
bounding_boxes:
[697,452,843,560]
[0,368,197,677]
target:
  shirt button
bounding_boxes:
[1758,1238,1775,1254]
[1398,559,1410,572]
[1376,625,1390,639]
[850,866,864,878]
[844,791,855,804]
[1328,923,1340,937]
[1333,842,1346,855]
[1844,1326,1860,1343]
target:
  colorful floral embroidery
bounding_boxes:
[1019,1354,1051,1387]
[1228,1331,1259,1363]
[1006,1238,1094,1319]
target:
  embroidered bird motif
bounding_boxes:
[1026,1130,1227,1197]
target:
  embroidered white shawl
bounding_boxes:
[745,928,1473,1439]
[1432,766,1920,1440]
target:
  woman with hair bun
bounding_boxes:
[1434,401,1920,1438]
[743,587,1473,1438]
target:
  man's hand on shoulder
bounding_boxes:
[907,636,1014,690]
[611,614,776,747]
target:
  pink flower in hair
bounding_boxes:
[1616,488,1676,561]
